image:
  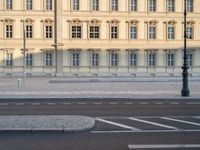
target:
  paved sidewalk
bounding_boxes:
[0,77,200,99]
[0,115,95,133]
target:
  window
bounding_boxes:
[46,0,52,10]
[148,52,156,67]
[26,25,33,38]
[91,52,99,67]
[129,51,137,66]
[72,52,79,67]
[45,53,52,66]
[149,0,156,12]
[149,26,156,39]
[111,26,118,39]
[26,0,32,10]
[90,26,99,39]
[110,52,118,67]
[26,53,33,66]
[6,25,13,38]
[168,26,175,39]
[130,0,137,11]
[167,51,175,67]
[187,51,193,67]
[45,25,53,38]
[92,0,99,11]
[111,0,118,11]
[186,27,193,39]
[6,53,13,66]
[187,0,193,12]
[6,0,13,10]
[72,26,82,38]
[73,0,79,11]
[130,26,137,39]
[167,0,175,12]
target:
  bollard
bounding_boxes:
[18,78,21,87]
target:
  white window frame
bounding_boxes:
[130,26,137,39]
[6,53,13,67]
[149,0,156,12]
[6,25,13,38]
[45,25,53,39]
[73,0,79,11]
[110,52,118,67]
[111,0,118,11]
[90,26,100,39]
[187,0,193,12]
[167,51,175,67]
[111,26,118,39]
[148,26,156,39]
[26,53,33,67]
[167,0,175,12]
[130,0,137,11]
[45,52,53,66]
[72,52,80,67]
[6,0,13,10]
[129,51,137,67]
[167,26,175,40]
[186,26,193,39]
[92,0,99,11]
[26,0,33,10]
[46,0,52,11]
[71,25,82,38]
[26,25,33,38]
[91,52,99,67]
[187,50,193,67]
[148,52,156,67]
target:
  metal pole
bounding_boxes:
[54,0,58,77]
[23,19,26,85]
[181,0,190,96]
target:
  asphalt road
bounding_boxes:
[0,99,200,150]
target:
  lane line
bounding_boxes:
[140,102,148,105]
[93,103,102,105]
[78,103,87,105]
[128,144,200,149]
[91,129,200,134]
[62,103,71,105]
[155,102,163,105]
[124,103,133,105]
[170,102,179,105]
[46,103,56,105]
[161,117,200,126]
[186,102,200,105]
[110,103,118,105]
[129,117,178,129]
[15,103,25,106]
[0,103,9,106]
[31,103,40,105]
[96,118,140,131]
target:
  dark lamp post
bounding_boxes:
[181,0,190,97]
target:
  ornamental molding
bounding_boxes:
[164,20,177,26]
[145,20,158,25]
[1,18,15,25]
[87,19,102,25]
[41,18,54,25]
[126,19,140,25]
[107,19,120,25]
[68,19,83,25]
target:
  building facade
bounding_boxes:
[0,0,200,77]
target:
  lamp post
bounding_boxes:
[22,19,26,85]
[54,0,58,77]
[181,0,190,97]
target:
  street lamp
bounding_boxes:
[54,0,58,77]
[181,0,190,97]
[21,19,26,85]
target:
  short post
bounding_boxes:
[17,78,21,87]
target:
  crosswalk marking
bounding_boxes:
[161,117,200,126]
[96,118,140,131]
[128,117,177,130]
[128,144,200,149]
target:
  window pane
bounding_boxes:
[92,0,99,11]
[168,0,175,12]
[130,0,137,11]
[112,0,118,11]
[149,0,156,12]
[26,0,32,10]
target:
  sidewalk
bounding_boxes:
[0,77,200,99]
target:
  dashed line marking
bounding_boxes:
[155,102,164,105]
[62,103,71,105]
[15,103,25,106]
[46,103,56,105]
[32,103,40,105]
[110,103,118,105]
[78,103,87,105]
[125,103,133,105]
[128,144,200,149]
[171,102,179,105]
[140,102,148,105]
[0,103,9,106]
[93,103,102,105]
[186,102,200,105]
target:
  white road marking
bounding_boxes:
[171,102,179,105]
[46,103,56,105]
[32,103,40,105]
[96,118,140,131]
[0,103,8,106]
[140,102,148,105]
[162,117,200,126]
[155,102,163,105]
[62,103,71,105]
[16,103,24,106]
[78,103,86,105]
[186,102,200,105]
[93,103,102,105]
[110,103,118,105]
[125,103,133,105]
[129,117,177,129]
[128,144,200,149]
[91,129,200,134]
